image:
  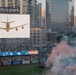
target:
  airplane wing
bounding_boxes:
[1,21,7,23]
[10,23,28,30]
[1,21,15,23]
[0,27,6,30]
[9,21,15,23]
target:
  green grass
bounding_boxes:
[0,64,44,75]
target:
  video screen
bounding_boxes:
[0,14,30,38]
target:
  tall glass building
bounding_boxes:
[46,0,70,33]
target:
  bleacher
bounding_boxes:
[0,43,39,66]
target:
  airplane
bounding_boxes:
[0,16,28,32]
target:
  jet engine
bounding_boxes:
[16,27,18,31]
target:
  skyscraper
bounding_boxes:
[29,0,37,27]
[46,1,51,29]
[46,0,70,33]
[69,0,74,32]
[36,3,42,27]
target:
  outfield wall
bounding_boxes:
[0,60,39,67]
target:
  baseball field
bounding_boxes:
[0,64,44,75]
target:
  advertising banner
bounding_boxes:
[22,60,30,64]
[29,51,38,55]
[31,60,39,63]
[0,7,20,14]
[0,51,29,56]
[13,61,22,65]
[3,62,11,66]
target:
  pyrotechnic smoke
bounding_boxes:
[44,41,76,75]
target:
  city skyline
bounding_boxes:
[47,0,69,23]
[38,0,75,15]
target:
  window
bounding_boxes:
[37,39,40,41]
[37,33,40,35]
[34,42,36,44]
[37,42,40,44]
[34,36,36,38]
[34,33,36,35]
[34,39,36,41]
[37,36,40,38]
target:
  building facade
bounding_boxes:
[29,0,37,27]
[1,0,16,7]
[36,3,42,27]
[46,0,51,29]
[30,27,47,49]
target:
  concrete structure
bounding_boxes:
[30,27,47,49]
[46,0,70,33]
[46,1,51,29]
[19,0,29,14]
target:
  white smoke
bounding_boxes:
[44,41,76,75]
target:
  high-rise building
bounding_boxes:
[29,0,37,27]
[36,3,42,27]
[46,1,51,29]
[46,0,70,33]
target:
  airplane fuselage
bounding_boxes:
[6,22,10,32]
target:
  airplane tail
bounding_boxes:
[1,15,14,24]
